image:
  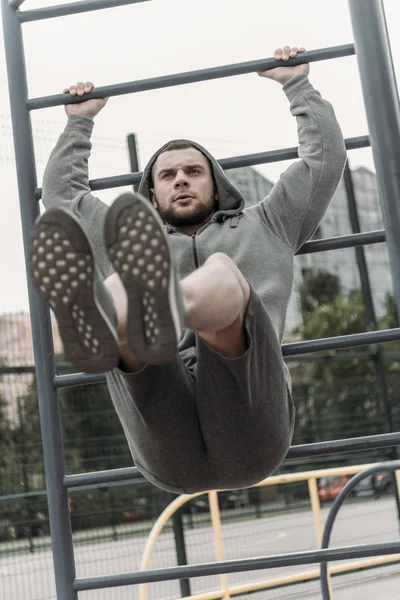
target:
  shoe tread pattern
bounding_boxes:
[29,210,119,373]
[105,195,179,364]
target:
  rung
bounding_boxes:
[63,432,400,489]
[54,372,106,388]
[287,431,400,458]
[73,541,400,590]
[283,327,400,356]
[218,135,370,170]
[35,134,370,199]
[18,0,151,23]
[297,229,385,255]
[27,44,356,110]
[54,325,398,390]
[64,466,141,488]
[2,432,399,501]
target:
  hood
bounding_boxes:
[138,139,246,222]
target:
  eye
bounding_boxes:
[190,168,200,175]
[161,172,172,179]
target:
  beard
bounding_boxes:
[153,195,217,227]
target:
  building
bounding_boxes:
[226,164,392,330]
[226,166,274,207]
[0,313,63,422]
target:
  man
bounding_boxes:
[30,46,347,493]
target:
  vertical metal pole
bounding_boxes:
[344,163,377,329]
[208,491,231,599]
[348,0,400,317]
[109,491,119,541]
[127,133,140,192]
[17,398,35,554]
[344,162,394,433]
[1,1,77,598]
[308,478,333,597]
[347,2,400,527]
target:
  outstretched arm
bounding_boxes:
[41,82,113,278]
[257,47,347,253]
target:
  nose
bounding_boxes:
[174,169,189,188]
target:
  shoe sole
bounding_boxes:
[29,209,119,374]
[104,193,181,364]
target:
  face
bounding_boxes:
[150,148,217,228]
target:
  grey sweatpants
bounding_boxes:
[106,287,295,494]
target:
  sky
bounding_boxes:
[0,0,400,312]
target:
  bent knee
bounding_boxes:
[205,253,240,276]
[205,253,250,308]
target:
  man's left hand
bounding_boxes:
[258,46,309,86]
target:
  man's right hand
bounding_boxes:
[63,81,108,119]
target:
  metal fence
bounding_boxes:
[2,0,400,599]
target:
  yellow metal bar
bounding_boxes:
[308,476,334,599]
[138,491,206,600]
[252,463,375,488]
[138,463,399,600]
[308,477,324,545]
[208,491,231,600]
[180,555,400,599]
[181,591,227,600]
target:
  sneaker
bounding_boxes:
[104,192,185,364]
[29,208,120,374]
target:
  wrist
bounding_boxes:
[65,108,95,120]
[279,74,296,87]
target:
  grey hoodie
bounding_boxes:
[42,74,347,371]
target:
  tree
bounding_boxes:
[0,381,16,495]
[11,383,45,493]
[17,352,133,479]
[287,271,397,470]
[59,380,132,473]
[298,269,341,325]
[380,292,399,329]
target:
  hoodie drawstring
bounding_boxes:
[229,214,242,228]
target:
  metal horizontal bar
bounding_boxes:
[0,352,376,373]
[54,372,106,388]
[218,135,370,171]
[287,432,400,459]
[0,478,149,507]
[286,352,377,362]
[64,466,141,488]
[64,431,400,490]
[0,490,47,506]
[6,349,400,374]
[27,44,355,111]
[0,364,74,374]
[55,325,398,390]
[282,327,400,356]
[89,135,369,191]
[35,135,370,199]
[78,133,371,190]
[73,541,400,590]
[18,0,150,23]
[3,434,399,503]
[297,229,386,255]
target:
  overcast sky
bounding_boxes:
[0,0,399,312]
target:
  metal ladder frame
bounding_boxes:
[2,0,400,598]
